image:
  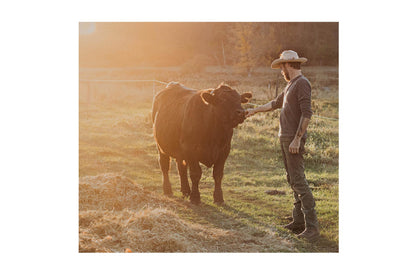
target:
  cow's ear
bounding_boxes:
[240,92,253,103]
[201,92,217,105]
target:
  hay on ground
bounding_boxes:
[79,173,145,211]
[79,208,232,253]
[79,173,294,252]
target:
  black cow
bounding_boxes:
[152,82,252,204]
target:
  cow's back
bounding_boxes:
[152,83,196,158]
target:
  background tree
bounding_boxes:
[80,22,338,70]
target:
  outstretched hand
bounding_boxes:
[245,108,256,118]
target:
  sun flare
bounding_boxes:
[79,22,96,35]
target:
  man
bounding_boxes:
[245,50,319,241]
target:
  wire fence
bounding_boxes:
[79,79,168,98]
[79,79,338,121]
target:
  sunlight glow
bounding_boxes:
[79,22,96,35]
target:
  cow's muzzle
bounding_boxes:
[233,109,246,126]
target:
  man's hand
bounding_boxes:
[289,116,310,154]
[245,108,256,118]
[289,137,301,154]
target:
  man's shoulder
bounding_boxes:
[298,75,311,85]
[294,76,311,90]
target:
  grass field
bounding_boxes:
[79,66,338,252]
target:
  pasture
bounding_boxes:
[79,66,338,252]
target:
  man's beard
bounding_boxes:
[282,70,290,81]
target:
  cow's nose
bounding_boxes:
[236,109,245,118]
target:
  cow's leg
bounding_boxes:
[176,159,191,197]
[213,160,225,204]
[158,150,173,196]
[188,161,202,204]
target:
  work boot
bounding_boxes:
[297,207,320,242]
[297,227,320,242]
[284,202,305,233]
[283,199,305,234]
[283,221,305,234]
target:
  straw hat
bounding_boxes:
[271,50,307,69]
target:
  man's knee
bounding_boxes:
[290,172,308,189]
[297,191,316,210]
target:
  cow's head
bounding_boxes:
[201,83,252,127]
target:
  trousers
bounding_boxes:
[279,137,317,229]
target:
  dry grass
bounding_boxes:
[79,173,294,253]
[80,173,144,211]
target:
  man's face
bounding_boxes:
[280,63,290,82]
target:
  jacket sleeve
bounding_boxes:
[296,79,313,119]
[271,92,284,110]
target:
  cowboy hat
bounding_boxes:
[271,50,307,69]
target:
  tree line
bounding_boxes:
[79,22,338,69]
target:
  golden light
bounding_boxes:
[79,22,96,35]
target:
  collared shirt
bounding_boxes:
[270,75,312,138]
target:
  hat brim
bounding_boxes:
[271,57,308,69]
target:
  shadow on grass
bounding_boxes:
[164,193,338,253]
[294,234,339,252]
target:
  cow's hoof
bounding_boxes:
[213,190,223,204]
[190,191,200,204]
[213,196,224,204]
[190,199,201,205]
[163,191,173,197]
[214,200,225,206]
[181,189,191,198]
[190,195,201,205]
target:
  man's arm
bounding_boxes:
[289,116,310,154]
[289,78,312,154]
[295,116,310,140]
[245,93,284,117]
[245,101,273,117]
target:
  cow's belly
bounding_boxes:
[153,114,183,158]
[181,144,230,168]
